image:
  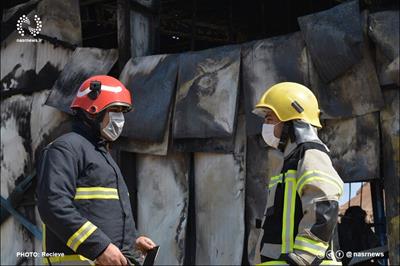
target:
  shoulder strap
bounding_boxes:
[299,142,330,159]
[282,142,329,173]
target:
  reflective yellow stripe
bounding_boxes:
[72,224,97,251]
[294,236,329,257]
[297,170,343,195]
[293,244,325,257]
[285,169,297,176]
[281,176,296,254]
[74,187,119,200]
[268,180,282,188]
[321,260,342,265]
[271,174,282,180]
[43,254,93,265]
[296,236,329,249]
[257,261,288,266]
[42,224,46,252]
[288,178,296,252]
[268,174,283,188]
[76,187,117,192]
[75,194,119,200]
[66,221,97,252]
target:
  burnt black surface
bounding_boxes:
[242,32,308,136]
[45,47,118,114]
[119,54,178,142]
[298,0,364,82]
[172,136,235,153]
[173,45,240,139]
[369,10,400,61]
[1,0,40,42]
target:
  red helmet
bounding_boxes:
[70,75,132,114]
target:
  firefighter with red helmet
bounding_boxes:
[37,75,155,265]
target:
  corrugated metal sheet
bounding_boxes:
[298,0,363,82]
[1,95,35,266]
[30,91,70,161]
[136,152,189,265]
[1,30,37,93]
[1,0,80,95]
[319,112,380,182]
[119,54,178,142]
[194,114,245,265]
[45,47,118,113]
[242,32,308,135]
[35,0,80,91]
[1,0,40,42]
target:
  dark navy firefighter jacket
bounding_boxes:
[36,121,137,265]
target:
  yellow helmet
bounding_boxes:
[253,82,322,128]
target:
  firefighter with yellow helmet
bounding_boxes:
[253,82,344,265]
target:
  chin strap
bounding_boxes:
[278,121,295,152]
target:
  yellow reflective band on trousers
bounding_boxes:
[43,255,93,265]
[66,221,97,252]
[257,260,342,265]
[296,170,343,196]
[281,170,297,254]
[74,187,119,200]
[294,236,329,258]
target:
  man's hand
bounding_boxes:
[95,243,128,265]
[136,236,156,253]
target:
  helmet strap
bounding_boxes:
[278,121,295,152]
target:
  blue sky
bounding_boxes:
[339,182,363,206]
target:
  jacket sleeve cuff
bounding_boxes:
[76,228,112,261]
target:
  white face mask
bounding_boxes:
[262,123,280,148]
[101,112,125,141]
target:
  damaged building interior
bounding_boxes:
[1,0,399,265]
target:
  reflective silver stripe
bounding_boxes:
[297,171,343,195]
[66,221,97,252]
[74,187,119,200]
[294,237,328,257]
[284,170,297,179]
[281,177,296,254]
[75,191,118,196]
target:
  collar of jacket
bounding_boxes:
[72,121,108,152]
[283,140,298,159]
